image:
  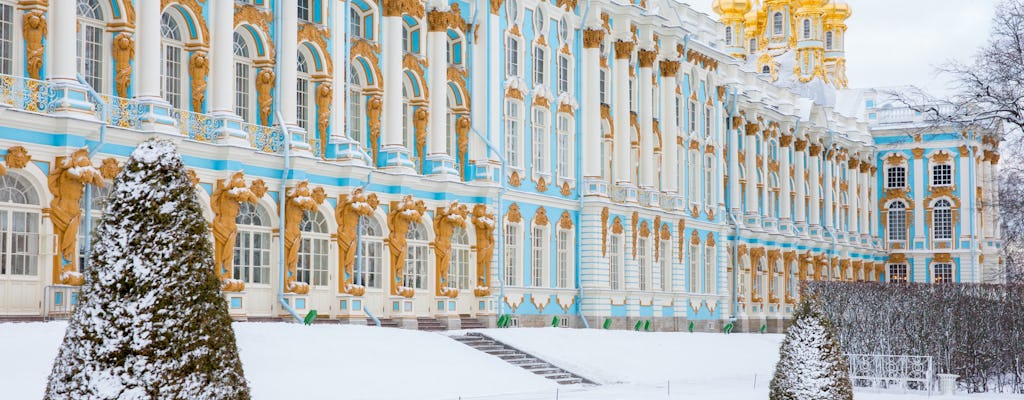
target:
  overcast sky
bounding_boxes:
[685,0,1001,97]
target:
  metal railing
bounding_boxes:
[846,353,934,394]
[0,74,55,112]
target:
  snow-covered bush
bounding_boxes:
[769,299,853,400]
[45,139,250,399]
[804,281,1024,393]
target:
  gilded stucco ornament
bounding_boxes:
[211,172,266,292]
[583,29,604,49]
[652,216,662,261]
[367,95,383,162]
[630,211,639,258]
[22,10,46,80]
[256,68,275,125]
[434,202,469,298]
[4,146,31,171]
[472,205,496,296]
[316,83,332,155]
[456,116,470,177]
[508,170,522,187]
[536,176,548,192]
[189,52,209,112]
[48,149,104,286]
[600,207,610,256]
[387,195,426,298]
[335,188,379,296]
[297,23,333,75]
[234,4,275,59]
[414,107,429,171]
[559,181,571,197]
[112,32,135,97]
[98,158,120,180]
[283,181,326,295]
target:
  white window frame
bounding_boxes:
[659,239,671,292]
[0,2,15,76]
[557,54,570,94]
[688,100,697,133]
[296,53,313,133]
[933,263,953,283]
[803,19,811,39]
[532,45,546,86]
[705,155,716,206]
[233,32,256,123]
[449,227,471,290]
[160,12,187,110]
[609,234,623,290]
[704,243,715,294]
[557,113,574,181]
[886,165,907,189]
[688,242,700,293]
[504,99,524,171]
[703,105,712,137]
[404,222,429,290]
[504,222,521,286]
[931,163,953,187]
[556,228,573,289]
[77,1,107,94]
[505,35,521,79]
[638,236,650,291]
[297,210,330,287]
[348,66,367,148]
[0,174,41,278]
[772,12,784,36]
[932,199,953,240]
[887,201,907,243]
[234,202,272,285]
[298,0,311,23]
[531,224,546,287]
[355,215,383,288]
[888,263,908,283]
[532,107,550,178]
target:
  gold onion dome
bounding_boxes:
[795,0,828,9]
[745,7,760,26]
[824,1,851,20]
[712,0,753,16]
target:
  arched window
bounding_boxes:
[160,12,186,109]
[449,227,470,290]
[296,53,313,132]
[637,236,650,290]
[769,174,780,218]
[802,19,811,39]
[704,242,715,293]
[504,221,520,286]
[887,200,907,243]
[0,174,41,277]
[233,32,255,123]
[772,12,784,36]
[298,210,329,287]
[0,1,14,75]
[235,202,272,284]
[401,78,415,154]
[825,31,833,50]
[532,107,550,177]
[504,99,522,170]
[354,215,383,288]
[530,224,547,287]
[724,26,732,45]
[762,65,771,74]
[404,221,429,290]
[556,226,573,289]
[609,233,623,290]
[933,199,953,240]
[659,238,671,291]
[77,0,106,93]
[754,259,765,299]
[348,65,367,148]
[932,163,952,186]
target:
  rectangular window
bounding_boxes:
[689,243,700,292]
[450,246,471,289]
[933,263,953,283]
[557,55,569,94]
[162,44,183,109]
[506,36,519,78]
[599,69,608,103]
[675,96,683,128]
[356,239,382,288]
[609,235,621,290]
[557,230,570,288]
[888,209,906,242]
[932,164,952,187]
[557,115,572,180]
[504,101,520,168]
[1,211,40,276]
[638,238,649,291]
[934,208,953,240]
[234,231,271,284]
[660,240,670,292]
[404,244,429,289]
[297,237,329,286]
[0,3,15,75]
[298,0,311,22]
[886,166,906,189]
[889,264,908,283]
[532,108,548,176]
[704,245,715,293]
[78,23,105,93]
[533,46,545,86]
[705,158,715,205]
[688,101,697,133]
[297,77,310,131]
[505,224,519,286]
[531,226,545,287]
[704,106,712,137]
[349,8,363,39]
[235,63,250,122]
[348,89,364,145]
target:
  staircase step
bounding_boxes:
[557,378,583,385]
[450,333,593,386]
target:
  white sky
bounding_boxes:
[685,0,1001,97]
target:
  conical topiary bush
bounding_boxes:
[769,298,853,400]
[45,139,250,399]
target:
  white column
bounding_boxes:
[779,138,792,226]
[794,140,807,229]
[859,164,870,239]
[581,29,603,182]
[808,144,821,228]
[744,128,757,215]
[912,149,925,242]
[281,0,299,126]
[330,0,346,143]
[380,8,413,169]
[210,0,246,145]
[638,48,655,189]
[472,1,500,181]
[613,40,633,186]
[135,0,161,101]
[989,155,1001,239]
[426,11,455,176]
[48,0,76,83]
[869,167,879,239]
[847,160,858,235]
[659,60,679,194]
[983,156,995,238]
[728,119,741,214]
[823,153,834,229]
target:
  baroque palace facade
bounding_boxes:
[0,0,1003,331]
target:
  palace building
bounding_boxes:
[0,0,1003,331]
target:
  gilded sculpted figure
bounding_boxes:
[387,195,426,297]
[366,95,383,161]
[433,201,468,298]
[22,10,47,80]
[210,172,265,292]
[48,149,104,286]
[283,181,326,295]
[256,68,276,125]
[189,52,209,112]
[413,107,429,169]
[316,83,332,142]
[335,188,379,296]
[472,205,495,297]
[112,32,135,97]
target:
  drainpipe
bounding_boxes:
[967,130,977,282]
[724,87,739,322]
[274,0,303,324]
[572,0,593,329]
[78,74,108,275]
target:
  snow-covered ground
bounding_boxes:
[2,322,1022,400]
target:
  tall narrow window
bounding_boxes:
[703,106,712,137]
[234,203,271,284]
[533,46,546,86]
[532,108,549,176]
[557,55,569,94]
[689,154,700,203]
[688,101,697,133]
[932,164,952,186]
[660,239,670,291]
[504,100,521,169]
[0,2,11,75]
[749,38,757,54]
[638,237,650,291]
[825,31,833,50]
[348,66,366,147]
[773,12,784,36]
[233,33,254,123]
[505,36,519,78]
[888,263,908,283]
[0,174,41,278]
[557,229,571,288]
[725,26,732,45]
[297,0,311,22]
[77,0,105,93]
[449,227,471,290]
[349,7,364,39]
[355,215,383,288]
[803,19,811,39]
[557,115,572,180]
[160,13,185,109]
[609,235,622,290]
[933,199,953,240]
[531,225,546,287]
[705,155,715,205]
[933,263,953,283]
[404,222,429,290]
[599,69,608,103]
[688,242,700,292]
[704,243,715,293]
[887,201,907,242]
[296,54,312,132]
[505,223,520,286]
[297,210,330,287]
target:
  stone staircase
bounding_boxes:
[459,315,486,329]
[366,318,400,328]
[416,317,445,332]
[452,332,592,386]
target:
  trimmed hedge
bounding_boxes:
[803,281,1024,393]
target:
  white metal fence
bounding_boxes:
[845,353,934,394]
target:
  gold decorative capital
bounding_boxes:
[637,49,658,68]
[583,29,605,48]
[614,40,635,59]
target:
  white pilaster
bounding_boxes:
[48,0,94,116]
[847,161,858,236]
[659,60,679,194]
[809,145,821,228]
[426,12,456,177]
[823,153,834,230]
[779,139,792,228]
[794,141,807,231]
[860,165,870,240]
[326,0,370,164]
[638,47,655,189]
[135,0,177,133]
[210,0,247,145]
[728,123,741,214]
[380,11,414,170]
[744,130,757,217]
[912,150,925,243]
[613,40,633,187]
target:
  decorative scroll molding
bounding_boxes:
[533,206,550,226]
[472,205,496,296]
[388,196,426,297]
[235,4,275,60]
[298,23,333,75]
[611,217,623,234]
[434,202,469,297]
[560,181,571,196]
[48,149,103,286]
[559,211,574,230]
[508,170,522,187]
[283,181,325,294]
[211,172,266,292]
[336,188,379,296]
